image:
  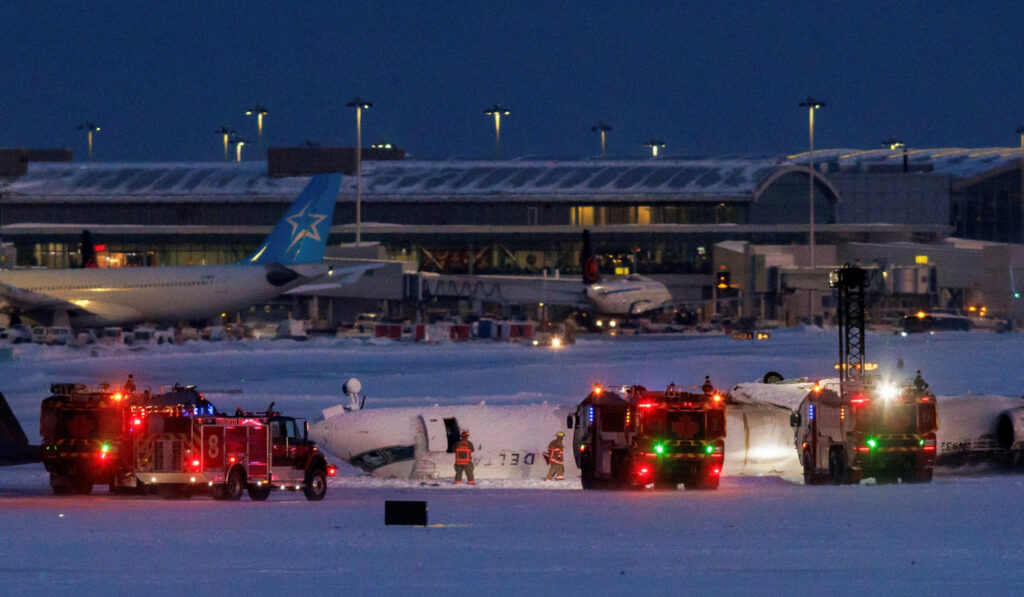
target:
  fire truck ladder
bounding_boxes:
[832,265,868,392]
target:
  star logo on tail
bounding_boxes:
[284,203,328,253]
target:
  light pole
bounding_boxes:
[798,97,825,270]
[347,97,372,246]
[592,122,611,158]
[644,139,666,157]
[245,104,268,158]
[484,104,510,159]
[79,122,101,162]
[215,126,234,161]
[883,136,908,173]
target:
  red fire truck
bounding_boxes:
[572,380,726,490]
[132,399,333,500]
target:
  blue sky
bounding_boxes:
[2,1,1022,162]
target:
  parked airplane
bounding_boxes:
[0,392,40,466]
[307,379,802,482]
[0,174,370,327]
[418,230,673,320]
[579,230,672,317]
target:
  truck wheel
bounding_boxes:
[828,449,848,485]
[248,483,272,501]
[50,473,74,496]
[304,469,327,501]
[802,452,818,485]
[214,468,245,501]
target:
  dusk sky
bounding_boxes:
[2,1,1023,162]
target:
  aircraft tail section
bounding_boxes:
[581,229,600,285]
[0,391,40,466]
[81,230,98,268]
[244,173,343,265]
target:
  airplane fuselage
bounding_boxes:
[586,275,672,316]
[0,262,326,327]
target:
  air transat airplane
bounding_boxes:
[0,174,369,327]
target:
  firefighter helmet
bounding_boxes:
[556,431,565,438]
[461,430,470,438]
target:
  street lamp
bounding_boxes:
[592,122,612,158]
[798,97,825,270]
[79,122,101,162]
[882,136,908,173]
[215,126,234,161]
[484,104,511,159]
[346,97,372,246]
[244,104,268,158]
[644,139,666,157]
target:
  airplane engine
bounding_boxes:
[996,407,1024,452]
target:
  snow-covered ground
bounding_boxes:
[2,329,1023,594]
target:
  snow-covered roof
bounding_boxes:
[0,158,803,203]
[788,147,1024,180]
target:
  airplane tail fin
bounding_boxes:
[581,229,600,285]
[81,230,98,268]
[244,173,343,265]
[0,391,39,465]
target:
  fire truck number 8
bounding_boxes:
[207,434,220,459]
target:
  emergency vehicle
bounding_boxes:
[132,398,333,500]
[791,265,938,484]
[40,383,136,495]
[572,380,726,490]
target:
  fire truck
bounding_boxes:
[132,398,333,501]
[40,383,136,495]
[572,379,726,490]
[791,265,938,484]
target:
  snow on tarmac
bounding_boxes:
[2,329,1024,594]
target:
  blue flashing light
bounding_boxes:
[587,406,594,424]
[808,403,815,421]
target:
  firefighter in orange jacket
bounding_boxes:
[545,431,565,481]
[454,430,475,485]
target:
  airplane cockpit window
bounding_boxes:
[349,445,416,472]
[443,417,461,453]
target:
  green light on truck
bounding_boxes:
[704,444,714,454]
[653,443,665,455]
[100,443,110,453]
[866,438,877,450]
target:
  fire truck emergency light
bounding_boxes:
[653,443,665,454]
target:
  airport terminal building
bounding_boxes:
[1,147,1022,323]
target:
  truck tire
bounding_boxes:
[214,468,244,501]
[248,483,272,501]
[50,473,74,496]
[828,448,848,485]
[304,468,327,501]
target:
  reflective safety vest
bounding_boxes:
[548,443,564,465]
[455,440,473,465]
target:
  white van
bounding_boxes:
[45,327,72,345]
[31,326,48,344]
[100,327,124,345]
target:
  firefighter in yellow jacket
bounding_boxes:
[454,430,475,485]
[545,431,565,481]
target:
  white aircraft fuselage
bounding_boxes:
[309,400,802,481]
[0,262,327,327]
[585,275,672,316]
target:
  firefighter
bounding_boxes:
[545,431,565,481]
[454,430,475,485]
[123,374,136,394]
[913,370,929,392]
